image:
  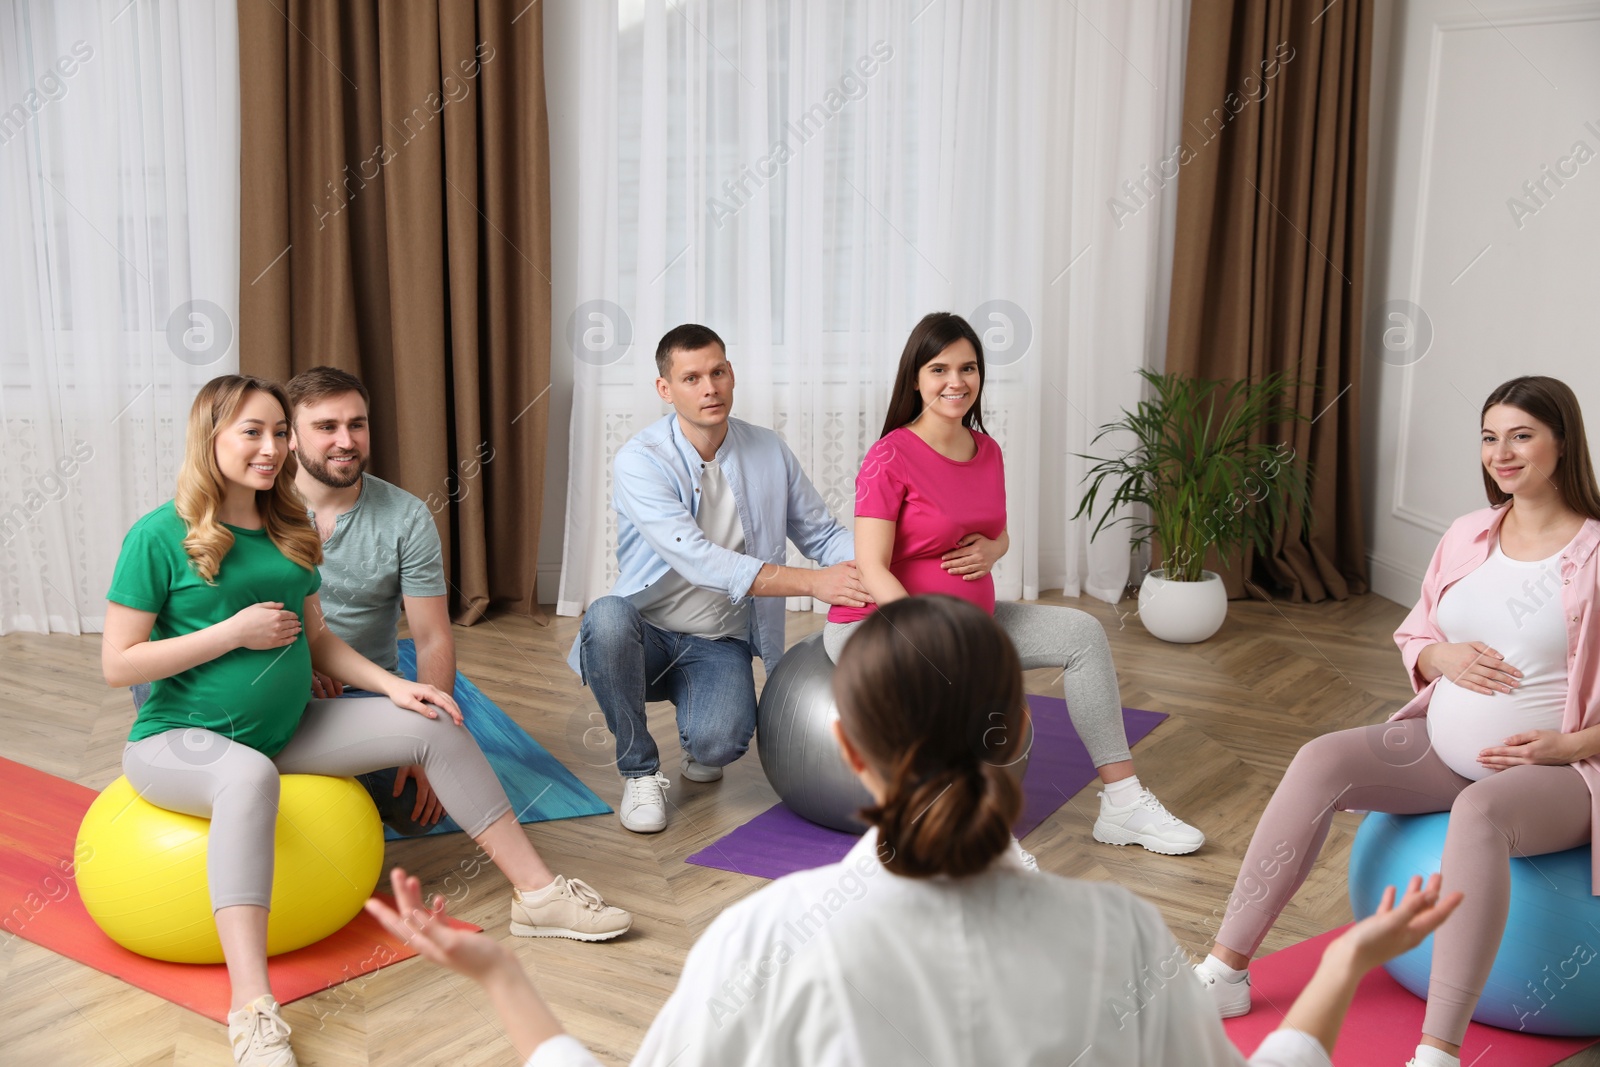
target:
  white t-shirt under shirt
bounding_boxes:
[635,458,751,640]
[1429,535,1572,780]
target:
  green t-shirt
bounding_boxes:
[108,501,321,756]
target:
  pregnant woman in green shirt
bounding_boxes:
[102,376,631,1067]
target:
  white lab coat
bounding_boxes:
[529,831,1330,1067]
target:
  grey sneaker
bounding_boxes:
[681,755,724,782]
[619,772,670,833]
[228,995,297,1066]
[510,876,632,941]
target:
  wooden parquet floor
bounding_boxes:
[3,592,1596,1066]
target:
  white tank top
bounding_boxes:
[1428,537,1571,780]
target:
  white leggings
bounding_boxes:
[122,696,512,911]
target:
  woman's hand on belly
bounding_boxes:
[940,533,1005,580]
[1421,641,1523,695]
[1476,729,1580,770]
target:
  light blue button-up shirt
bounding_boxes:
[567,413,854,680]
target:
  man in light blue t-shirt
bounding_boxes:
[288,367,456,835]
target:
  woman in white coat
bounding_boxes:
[369,595,1460,1067]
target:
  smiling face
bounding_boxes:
[1481,403,1563,500]
[215,389,290,494]
[292,391,371,489]
[656,343,735,446]
[913,339,981,425]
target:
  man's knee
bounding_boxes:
[359,768,430,837]
[689,729,753,768]
[580,596,641,645]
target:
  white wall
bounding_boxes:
[1363,0,1600,606]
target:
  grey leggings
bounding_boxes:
[122,696,513,911]
[824,601,1133,767]
[1215,718,1591,1045]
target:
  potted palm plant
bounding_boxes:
[1073,369,1310,643]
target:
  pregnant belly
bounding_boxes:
[894,558,995,614]
[1426,681,1566,781]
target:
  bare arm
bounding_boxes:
[304,594,462,724]
[745,561,873,607]
[101,600,297,688]
[403,594,457,693]
[746,563,823,599]
[853,517,909,605]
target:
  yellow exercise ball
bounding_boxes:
[76,774,384,964]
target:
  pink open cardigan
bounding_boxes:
[1390,504,1600,893]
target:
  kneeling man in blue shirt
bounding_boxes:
[567,324,872,833]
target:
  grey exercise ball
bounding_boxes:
[757,631,1032,834]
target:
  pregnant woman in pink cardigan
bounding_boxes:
[1194,376,1600,1067]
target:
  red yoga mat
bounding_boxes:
[1223,925,1598,1066]
[0,755,477,1024]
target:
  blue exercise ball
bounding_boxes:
[757,631,1031,834]
[1348,811,1600,1036]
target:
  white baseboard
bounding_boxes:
[537,563,564,611]
[1367,551,1422,609]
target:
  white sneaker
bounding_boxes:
[619,772,670,833]
[681,755,723,783]
[511,877,633,941]
[1010,836,1040,872]
[228,994,297,1066]
[1093,788,1205,855]
[1193,959,1252,1018]
[1405,1046,1462,1067]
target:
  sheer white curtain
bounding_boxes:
[556,0,1185,618]
[0,0,239,634]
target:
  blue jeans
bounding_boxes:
[578,596,757,778]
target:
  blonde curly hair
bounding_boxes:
[175,375,322,583]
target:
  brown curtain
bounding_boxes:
[1165,0,1372,603]
[238,0,551,625]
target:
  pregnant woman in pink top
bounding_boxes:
[1194,376,1600,1067]
[822,312,1204,856]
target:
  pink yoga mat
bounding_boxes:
[1223,925,1598,1065]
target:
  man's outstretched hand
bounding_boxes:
[811,561,875,608]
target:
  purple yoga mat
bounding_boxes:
[686,696,1169,879]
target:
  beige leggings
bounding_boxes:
[1216,718,1591,1045]
[122,696,512,911]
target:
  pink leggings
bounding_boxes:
[1215,718,1591,1045]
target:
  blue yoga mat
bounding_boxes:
[387,639,610,839]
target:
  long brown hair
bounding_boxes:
[1481,376,1600,520]
[176,376,322,583]
[879,312,989,440]
[832,595,1025,879]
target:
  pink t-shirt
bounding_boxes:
[829,426,1007,624]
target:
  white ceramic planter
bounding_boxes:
[1138,568,1228,643]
